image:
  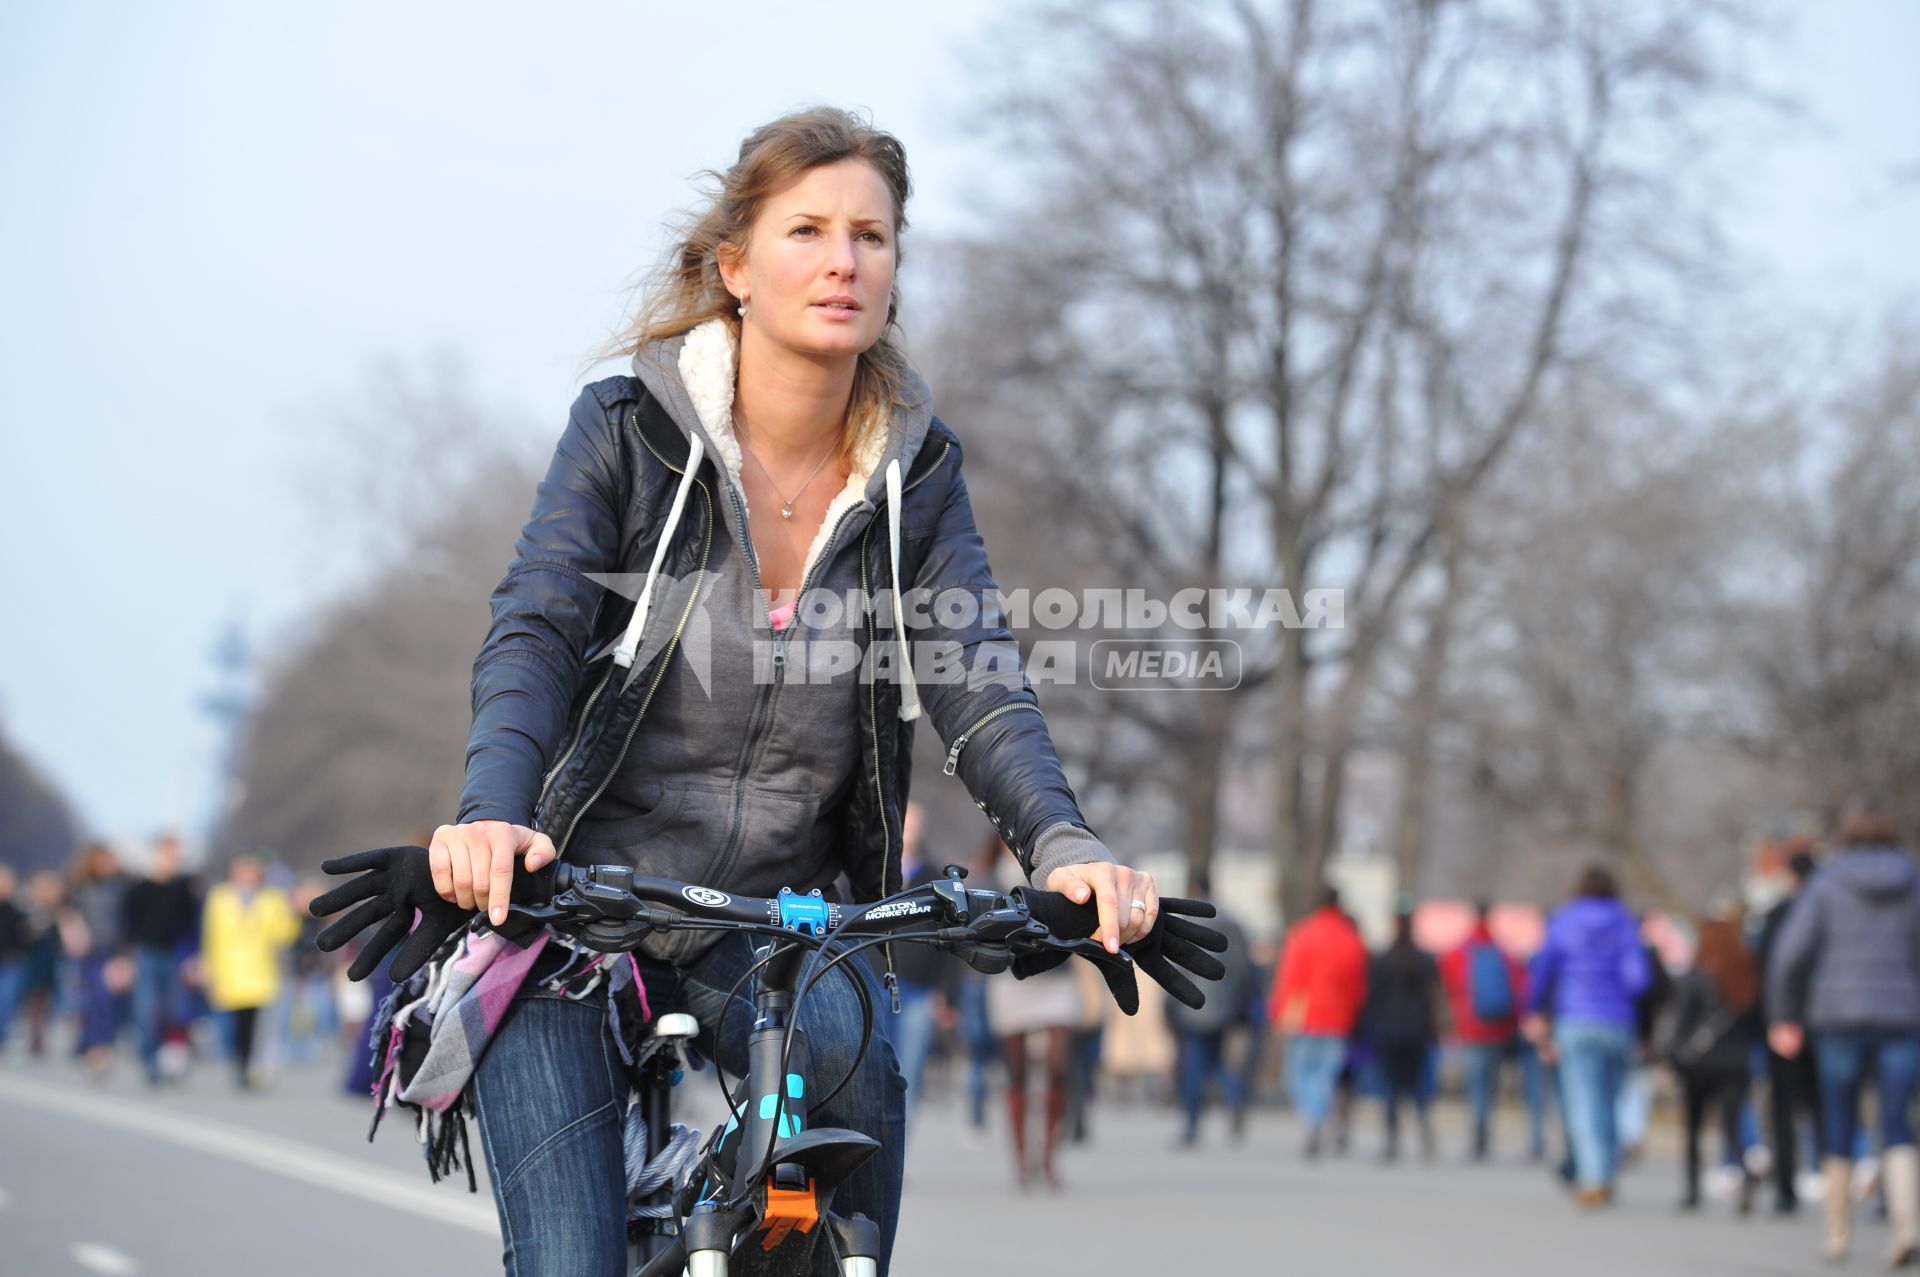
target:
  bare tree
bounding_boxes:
[1729,319,1920,840]
[1440,371,1776,907]
[935,0,1774,921]
[216,374,540,869]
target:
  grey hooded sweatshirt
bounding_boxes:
[1767,844,1920,1032]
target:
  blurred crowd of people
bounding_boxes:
[1263,791,1920,1269]
[0,833,345,1090]
[869,792,1918,1271]
[4,792,1915,1271]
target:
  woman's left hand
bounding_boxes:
[1046,861,1158,952]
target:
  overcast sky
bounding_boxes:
[2,1,1915,857]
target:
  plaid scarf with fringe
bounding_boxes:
[363,924,688,1202]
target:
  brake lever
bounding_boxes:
[1047,934,1136,976]
[503,869,680,953]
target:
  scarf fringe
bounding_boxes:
[419,1095,478,1192]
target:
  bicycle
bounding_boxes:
[313,849,1228,1277]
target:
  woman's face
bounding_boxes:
[720,158,897,364]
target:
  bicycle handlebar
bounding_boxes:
[504,859,1120,980]
[311,846,1229,1013]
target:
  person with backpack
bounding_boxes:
[1440,900,1527,1161]
[1663,912,1763,1214]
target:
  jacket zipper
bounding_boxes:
[699,428,786,893]
[942,702,1044,776]
[557,540,708,859]
[552,416,716,859]
[536,665,612,815]
[702,443,856,893]
[768,488,871,671]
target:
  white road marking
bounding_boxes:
[71,1242,141,1274]
[0,1186,11,1209]
[0,1073,495,1236]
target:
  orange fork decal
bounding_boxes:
[758,1180,820,1251]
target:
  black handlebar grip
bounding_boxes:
[1015,887,1102,941]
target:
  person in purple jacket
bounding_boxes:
[1521,864,1651,1207]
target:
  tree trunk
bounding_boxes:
[1275,624,1315,927]
[1179,698,1234,891]
[1392,531,1462,897]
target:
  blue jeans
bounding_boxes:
[1551,1013,1628,1182]
[0,959,22,1048]
[1554,1020,1633,1189]
[1176,1029,1249,1138]
[277,970,338,1064]
[74,955,123,1052]
[1459,1042,1508,1155]
[1814,1029,1920,1157]
[955,978,996,1129]
[1519,1038,1554,1158]
[131,948,185,1080]
[1288,1033,1348,1127]
[473,934,907,1277]
[880,982,936,1118]
[1616,1064,1654,1149]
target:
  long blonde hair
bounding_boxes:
[601,107,920,461]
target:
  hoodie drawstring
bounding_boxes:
[885,459,922,723]
[614,432,706,670]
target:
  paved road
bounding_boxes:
[0,1050,1850,1276]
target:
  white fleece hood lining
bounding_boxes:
[615,318,922,720]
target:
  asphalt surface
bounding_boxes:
[0,1044,1856,1276]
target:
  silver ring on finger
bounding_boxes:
[1130,899,1148,913]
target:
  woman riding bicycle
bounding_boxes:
[413,107,1167,1276]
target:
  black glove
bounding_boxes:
[311,845,475,982]
[1013,888,1229,1014]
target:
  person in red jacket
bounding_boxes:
[1271,885,1369,1157]
[1440,901,1528,1160]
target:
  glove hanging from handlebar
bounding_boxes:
[1011,888,1229,1015]
[310,845,477,983]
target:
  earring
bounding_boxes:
[737,297,749,319]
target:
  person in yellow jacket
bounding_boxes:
[200,854,299,1090]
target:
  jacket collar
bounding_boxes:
[622,319,938,721]
[632,317,935,580]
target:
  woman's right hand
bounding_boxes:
[429,821,557,926]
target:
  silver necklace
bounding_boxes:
[734,407,839,519]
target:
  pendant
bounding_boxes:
[781,503,794,519]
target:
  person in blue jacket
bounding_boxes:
[1522,864,1651,1207]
